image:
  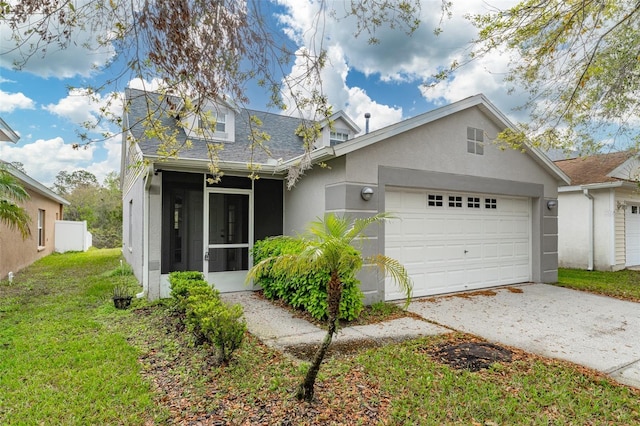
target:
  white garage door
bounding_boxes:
[385,189,531,301]
[625,205,640,266]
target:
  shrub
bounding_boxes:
[168,271,244,363]
[187,297,246,364]
[251,237,364,321]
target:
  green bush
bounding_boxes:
[251,237,364,321]
[168,271,244,363]
[169,278,216,311]
[187,297,246,363]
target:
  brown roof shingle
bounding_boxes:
[554,150,638,186]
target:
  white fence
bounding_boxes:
[55,220,92,253]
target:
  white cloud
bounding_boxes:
[0,90,35,113]
[274,0,525,128]
[85,134,122,184]
[127,78,166,92]
[0,1,116,79]
[0,137,96,186]
[44,88,123,134]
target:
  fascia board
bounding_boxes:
[5,165,70,205]
[0,117,19,143]
[276,146,336,171]
[142,155,283,175]
[323,111,361,134]
[608,156,640,180]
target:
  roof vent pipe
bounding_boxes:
[364,113,371,134]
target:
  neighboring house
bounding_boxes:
[555,150,640,271]
[121,89,569,302]
[0,120,70,280]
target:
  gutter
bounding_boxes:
[583,188,594,271]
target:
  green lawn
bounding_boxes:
[2,251,640,424]
[0,249,167,424]
[557,268,640,302]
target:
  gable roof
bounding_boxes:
[125,90,570,184]
[283,93,571,184]
[125,88,353,165]
[554,150,638,186]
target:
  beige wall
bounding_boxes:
[0,188,64,280]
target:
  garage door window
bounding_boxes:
[448,195,463,208]
[467,197,480,208]
[428,194,443,207]
[485,198,497,209]
[632,206,639,214]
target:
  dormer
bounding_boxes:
[181,97,237,143]
[315,110,360,149]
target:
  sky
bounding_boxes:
[0,0,523,187]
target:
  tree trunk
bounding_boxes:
[296,271,341,402]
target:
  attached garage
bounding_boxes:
[315,94,569,303]
[385,189,531,300]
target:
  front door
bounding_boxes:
[204,189,252,292]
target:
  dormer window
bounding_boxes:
[199,112,226,133]
[330,131,349,146]
[467,127,484,155]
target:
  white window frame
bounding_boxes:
[330,130,349,146]
[37,209,45,248]
[128,200,133,252]
[467,127,484,155]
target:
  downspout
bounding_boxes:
[583,188,594,271]
[138,164,154,299]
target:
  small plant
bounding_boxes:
[112,260,133,309]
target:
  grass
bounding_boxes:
[557,268,640,302]
[0,249,167,425]
[2,251,640,424]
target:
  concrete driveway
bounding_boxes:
[407,283,640,388]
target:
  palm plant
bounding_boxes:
[0,167,31,239]
[247,212,412,402]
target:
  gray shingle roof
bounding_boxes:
[125,88,307,163]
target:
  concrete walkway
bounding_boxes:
[221,291,449,349]
[222,284,640,389]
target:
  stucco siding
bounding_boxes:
[558,188,628,271]
[558,191,591,269]
[0,189,64,280]
[284,156,346,235]
[344,108,559,198]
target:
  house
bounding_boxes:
[121,89,569,302]
[0,120,70,280]
[555,150,640,271]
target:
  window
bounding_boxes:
[128,200,133,250]
[633,206,639,214]
[485,198,497,209]
[428,194,443,207]
[468,197,480,208]
[215,113,226,132]
[467,127,484,155]
[330,131,349,146]
[37,209,45,247]
[199,112,226,133]
[448,195,463,208]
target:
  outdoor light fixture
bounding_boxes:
[547,200,558,210]
[361,186,374,201]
